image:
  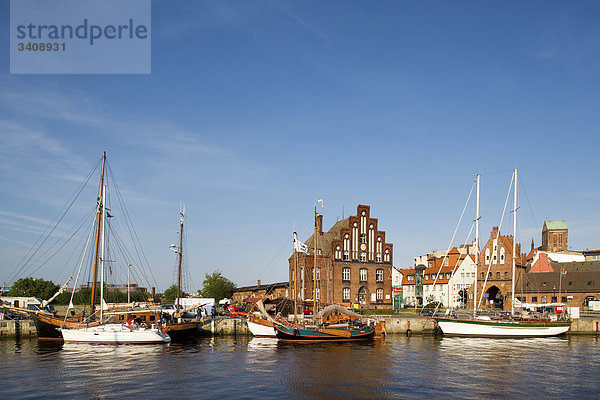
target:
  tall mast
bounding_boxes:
[474,173,480,317]
[512,168,517,315]
[294,238,298,322]
[99,183,106,322]
[90,152,106,312]
[313,204,318,315]
[177,209,184,312]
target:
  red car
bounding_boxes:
[227,305,245,313]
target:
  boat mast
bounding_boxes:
[100,183,106,322]
[474,173,480,317]
[313,203,318,316]
[90,152,106,312]
[294,240,298,322]
[512,168,517,315]
[177,209,184,312]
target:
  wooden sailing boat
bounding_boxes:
[435,170,571,337]
[273,201,376,341]
[162,208,200,340]
[30,153,166,340]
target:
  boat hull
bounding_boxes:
[247,318,276,337]
[274,324,375,341]
[60,324,171,344]
[165,321,200,341]
[436,318,571,337]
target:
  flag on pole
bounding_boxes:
[316,199,324,207]
[293,232,309,254]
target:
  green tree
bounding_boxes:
[8,277,59,300]
[162,284,187,304]
[199,271,236,304]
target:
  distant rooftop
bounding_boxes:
[544,220,567,230]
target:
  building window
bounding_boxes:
[541,296,547,303]
[505,272,508,279]
[481,272,484,279]
[342,268,350,281]
[376,253,382,262]
[561,296,568,302]
[568,281,573,286]
[343,287,350,301]
[360,234,367,243]
[360,269,367,282]
[360,252,366,262]
[445,258,449,266]
[500,248,505,264]
[317,249,322,255]
[424,274,429,281]
[552,296,557,303]
[376,288,383,301]
[445,273,450,279]
[485,248,490,264]
[316,268,320,280]
[316,288,320,300]
[408,275,414,282]
[588,281,593,286]
[496,272,500,279]
[376,269,383,282]
[343,250,349,261]
[532,296,538,302]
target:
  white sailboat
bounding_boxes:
[60,153,170,345]
[436,170,571,337]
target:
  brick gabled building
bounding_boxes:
[469,226,526,311]
[288,205,393,309]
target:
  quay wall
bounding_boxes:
[0,320,36,337]
[2,316,600,338]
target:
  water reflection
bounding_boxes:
[1,335,599,399]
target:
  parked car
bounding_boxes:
[227,305,245,313]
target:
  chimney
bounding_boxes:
[316,214,323,234]
[151,287,155,300]
[257,279,261,286]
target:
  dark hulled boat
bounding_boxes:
[274,324,375,341]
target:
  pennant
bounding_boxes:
[67,300,74,310]
[101,298,109,311]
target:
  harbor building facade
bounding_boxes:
[468,226,526,311]
[400,245,476,308]
[288,205,393,310]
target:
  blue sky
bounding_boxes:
[1,1,599,292]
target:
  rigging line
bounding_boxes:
[24,205,97,278]
[478,168,516,177]
[106,164,159,290]
[7,159,100,284]
[477,170,514,309]
[420,178,476,313]
[254,232,294,283]
[517,173,539,237]
[63,216,96,326]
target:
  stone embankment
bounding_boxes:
[2,315,599,337]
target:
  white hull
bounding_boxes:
[60,323,171,344]
[247,319,276,337]
[437,319,570,337]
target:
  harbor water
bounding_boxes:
[1,335,599,399]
